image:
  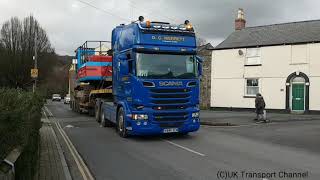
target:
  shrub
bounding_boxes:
[0,88,43,179]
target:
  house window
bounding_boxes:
[246,79,259,96]
[246,48,261,65]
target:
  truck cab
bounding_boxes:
[103,19,201,137]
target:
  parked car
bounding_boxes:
[64,94,70,104]
[52,94,61,101]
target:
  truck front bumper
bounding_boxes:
[126,119,200,136]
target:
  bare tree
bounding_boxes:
[0,16,54,88]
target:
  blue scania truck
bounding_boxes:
[72,17,202,137]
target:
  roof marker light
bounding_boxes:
[186,24,193,30]
[146,20,151,28]
[162,25,170,29]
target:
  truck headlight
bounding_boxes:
[132,114,148,120]
[192,112,199,118]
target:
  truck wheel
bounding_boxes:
[100,108,112,127]
[117,107,128,138]
[95,104,101,122]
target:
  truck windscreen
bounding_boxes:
[136,53,198,79]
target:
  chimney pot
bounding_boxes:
[235,8,246,30]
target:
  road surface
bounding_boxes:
[46,101,320,180]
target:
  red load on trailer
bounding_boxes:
[88,55,112,62]
[78,66,112,80]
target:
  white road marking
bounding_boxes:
[55,121,89,180]
[42,108,48,119]
[162,139,206,157]
[64,125,75,128]
[45,106,94,180]
[44,106,53,116]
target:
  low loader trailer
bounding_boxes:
[70,17,202,137]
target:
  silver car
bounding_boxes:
[64,94,70,104]
[52,94,61,101]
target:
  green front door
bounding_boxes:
[292,84,305,111]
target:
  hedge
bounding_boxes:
[0,88,43,179]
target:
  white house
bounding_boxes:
[211,9,320,113]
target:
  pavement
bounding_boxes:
[43,100,320,180]
[36,116,72,180]
[200,110,320,126]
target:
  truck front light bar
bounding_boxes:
[132,114,148,120]
[192,112,199,118]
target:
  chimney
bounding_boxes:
[235,8,246,30]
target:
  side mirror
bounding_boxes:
[196,56,203,77]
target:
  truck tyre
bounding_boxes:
[95,103,101,122]
[100,107,112,127]
[117,107,128,138]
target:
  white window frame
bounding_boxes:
[245,78,259,96]
[246,48,261,65]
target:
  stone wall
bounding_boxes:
[197,43,213,109]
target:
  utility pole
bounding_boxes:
[33,32,38,93]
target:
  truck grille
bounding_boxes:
[150,89,190,93]
[151,99,189,104]
[154,112,188,122]
[150,88,191,106]
[149,88,191,126]
[152,105,187,110]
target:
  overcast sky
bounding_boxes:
[1,0,320,55]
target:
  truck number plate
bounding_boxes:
[163,128,179,133]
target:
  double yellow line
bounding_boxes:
[43,107,95,180]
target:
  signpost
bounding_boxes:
[33,32,38,93]
[31,68,38,78]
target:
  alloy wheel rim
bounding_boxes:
[119,114,124,132]
[101,112,105,125]
[95,108,99,120]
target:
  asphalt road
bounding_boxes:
[46,101,320,180]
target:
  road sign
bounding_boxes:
[31,68,38,78]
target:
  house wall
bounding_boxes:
[211,43,320,111]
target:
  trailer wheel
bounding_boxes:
[117,107,128,138]
[95,104,101,122]
[100,108,112,127]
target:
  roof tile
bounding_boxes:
[215,20,320,50]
